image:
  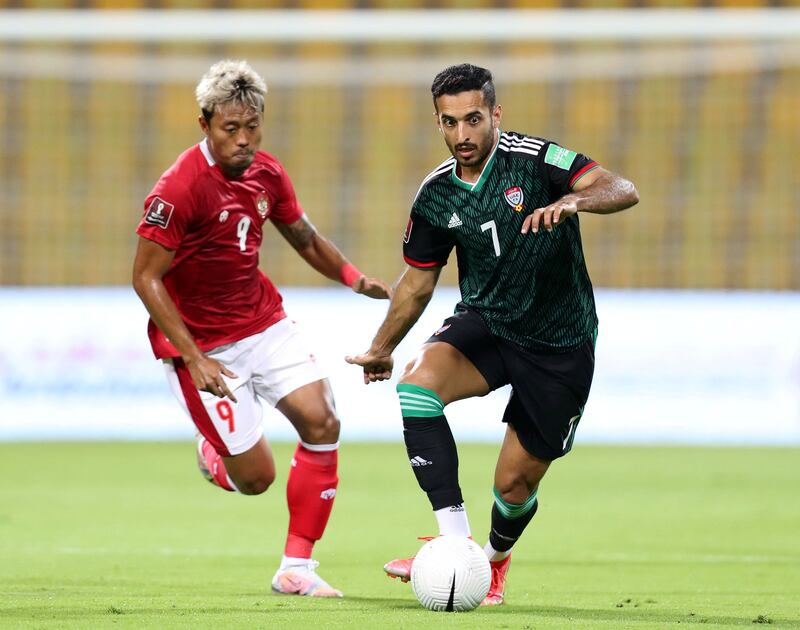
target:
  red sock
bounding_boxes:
[284,442,339,559]
[200,437,236,492]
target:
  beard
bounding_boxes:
[450,127,496,168]
[455,147,488,167]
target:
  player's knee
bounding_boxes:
[398,366,439,396]
[399,356,439,387]
[235,470,275,495]
[494,476,534,505]
[398,352,448,394]
[302,410,340,445]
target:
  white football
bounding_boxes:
[410,536,491,612]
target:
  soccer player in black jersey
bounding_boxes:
[347,63,638,605]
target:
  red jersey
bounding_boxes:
[136,139,303,359]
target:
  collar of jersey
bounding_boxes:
[199,138,259,179]
[199,138,216,166]
[450,128,501,194]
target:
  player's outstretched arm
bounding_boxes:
[274,215,391,299]
[345,266,440,384]
[132,237,238,401]
[522,168,639,234]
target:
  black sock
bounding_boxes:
[489,488,539,553]
[402,415,462,510]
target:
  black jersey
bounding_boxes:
[403,130,600,352]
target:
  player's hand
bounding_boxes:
[185,354,238,402]
[522,197,579,234]
[345,350,394,384]
[352,275,392,300]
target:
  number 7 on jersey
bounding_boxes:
[481,220,501,257]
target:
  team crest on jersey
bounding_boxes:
[504,186,525,213]
[144,197,174,229]
[256,193,269,218]
[403,218,413,243]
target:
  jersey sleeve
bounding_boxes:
[136,178,194,250]
[539,140,600,196]
[402,209,454,269]
[269,162,304,225]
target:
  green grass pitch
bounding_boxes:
[0,442,798,629]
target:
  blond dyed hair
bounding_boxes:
[196,60,267,121]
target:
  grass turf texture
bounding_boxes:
[0,443,798,629]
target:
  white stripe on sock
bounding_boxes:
[300,440,340,452]
[483,541,511,562]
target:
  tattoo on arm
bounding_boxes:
[275,216,317,251]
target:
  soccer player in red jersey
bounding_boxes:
[132,60,390,598]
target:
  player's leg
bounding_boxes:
[250,318,342,597]
[276,379,340,562]
[480,334,596,605]
[487,423,549,560]
[266,379,341,597]
[165,355,275,495]
[480,423,549,605]
[197,433,277,495]
[385,308,506,582]
[399,340,491,538]
[221,436,276,495]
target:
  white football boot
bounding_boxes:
[271,560,343,598]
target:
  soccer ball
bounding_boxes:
[410,536,491,612]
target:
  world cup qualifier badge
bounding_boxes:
[256,193,269,218]
[144,197,174,228]
[504,186,525,212]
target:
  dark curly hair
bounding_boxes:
[431,64,496,110]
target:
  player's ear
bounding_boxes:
[433,112,444,135]
[492,104,503,127]
[198,114,209,135]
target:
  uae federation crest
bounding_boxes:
[256,193,269,218]
[504,186,524,212]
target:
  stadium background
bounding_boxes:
[2,6,799,627]
[1,1,798,445]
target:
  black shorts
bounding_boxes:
[426,305,596,461]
